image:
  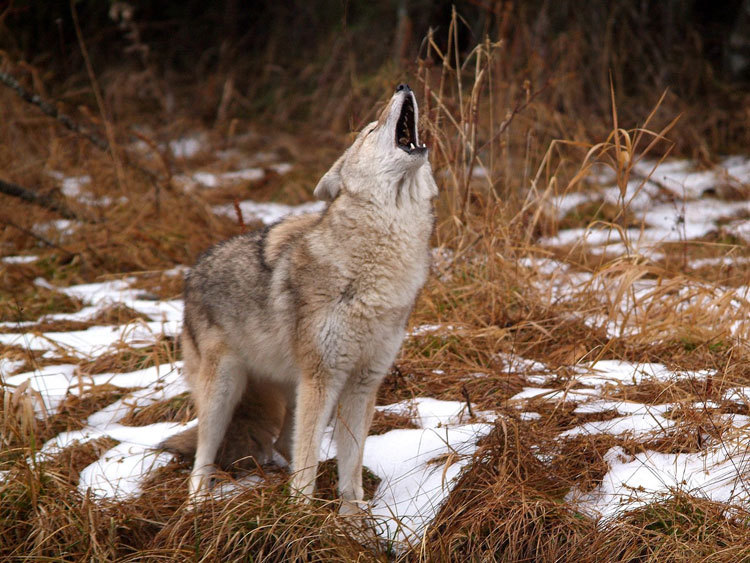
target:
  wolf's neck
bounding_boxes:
[330,185,433,239]
[316,194,431,290]
[345,167,433,214]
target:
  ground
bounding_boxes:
[2,41,750,556]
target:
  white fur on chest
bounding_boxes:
[322,198,431,311]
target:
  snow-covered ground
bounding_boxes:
[544,156,750,257]
[0,277,493,547]
[3,153,750,548]
[509,358,750,519]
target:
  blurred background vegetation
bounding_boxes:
[1,0,749,155]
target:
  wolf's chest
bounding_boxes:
[342,247,429,316]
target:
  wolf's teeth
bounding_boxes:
[410,142,415,149]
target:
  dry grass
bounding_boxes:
[1,8,750,562]
[421,421,750,562]
[119,391,194,426]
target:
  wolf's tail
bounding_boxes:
[161,382,287,470]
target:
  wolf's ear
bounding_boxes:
[314,154,345,201]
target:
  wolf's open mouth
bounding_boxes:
[396,94,425,154]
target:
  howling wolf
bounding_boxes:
[165,84,437,512]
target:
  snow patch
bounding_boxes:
[567,440,750,520]
[2,255,39,264]
[213,200,325,225]
[170,135,205,159]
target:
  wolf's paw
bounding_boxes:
[337,501,379,546]
[188,467,216,505]
[338,498,369,516]
[186,484,216,509]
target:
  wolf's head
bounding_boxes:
[314,84,437,202]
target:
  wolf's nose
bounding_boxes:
[396,83,411,93]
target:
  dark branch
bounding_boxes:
[0,70,109,152]
[0,178,80,220]
[0,215,77,258]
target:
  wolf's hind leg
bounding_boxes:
[334,377,379,513]
[274,383,296,463]
[189,348,246,501]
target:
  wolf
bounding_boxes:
[165,83,437,511]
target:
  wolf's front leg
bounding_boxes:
[189,352,246,501]
[334,376,380,514]
[290,372,345,499]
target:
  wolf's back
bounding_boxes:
[183,230,273,334]
[182,213,322,340]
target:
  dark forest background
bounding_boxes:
[2,0,749,155]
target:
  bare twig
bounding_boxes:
[1,59,175,220]
[0,178,80,221]
[461,385,475,418]
[233,198,246,232]
[0,215,76,257]
[0,66,163,189]
[0,69,108,151]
